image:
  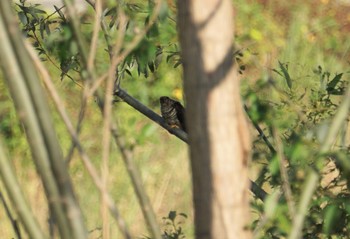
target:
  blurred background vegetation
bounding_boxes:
[1,0,350,238]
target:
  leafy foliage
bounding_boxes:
[245,63,350,238]
[161,211,187,239]
[143,211,187,239]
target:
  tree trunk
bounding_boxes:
[177,1,252,238]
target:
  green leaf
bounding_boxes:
[268,155,279,176]
[54,5,66,21]
[278,61,292,89]
[104,7,117,16]
[264,190,280,218]
[137,124,156,144]
[45,22,51,35]
[125,69,132,76]
[323,204,340,234]
[29,6,46,14]
[18,11,28,25]
[40,21,45,39]
[173,61,182,68]
[326,73,343,92]
[158,1,169,22]
[168,211,177,221]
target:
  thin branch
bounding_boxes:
[110,121,162,239]
[87,73,107,97]
[89,0,113,236]
[64,91,88,163]
[273,129,295,218]
[99,3,127,237]
[244,105,276,153]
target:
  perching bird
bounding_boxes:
[159,96,186,132]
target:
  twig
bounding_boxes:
[65,91,88,163]
[109,121,162,239]
[273,129,295,217]
[88,0,114,236]
[244,105,276,153]
[99,3,128,238]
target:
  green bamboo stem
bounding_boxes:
[0,1,87,238]
[0,12,69,239]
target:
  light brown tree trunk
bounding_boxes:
[177,1,252,238]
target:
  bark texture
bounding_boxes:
[177,0,252,238]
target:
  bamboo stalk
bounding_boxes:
[0,2,87,238]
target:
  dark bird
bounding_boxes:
[159,96,186,132]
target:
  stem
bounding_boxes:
[0,139,46,239]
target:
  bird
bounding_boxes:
[159,96,186,132]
